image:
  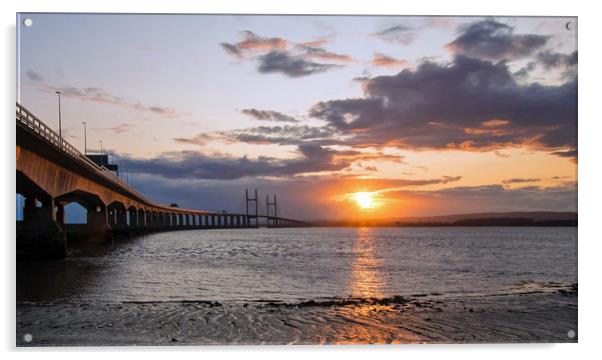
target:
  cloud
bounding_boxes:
[257,51,342,78]
[105,123,135,134]
[394,184,577,215]
[297,37,331,48]
[220,43,244,58]
[172,125,340,148]
[501,178,541,185]
[221,31,288,59]
[342,176,462,194]
[41,86,178,117]
[446,19,548,61]
[550,148,577,163]
[114,140,409,181]
[26,70,43,82]
[372,25,417,45]
[371,53,412,68]
[537,50,578,79]
[309,55,577,158]
[241,108,300,123]
[537,50,578,69]
[173,133,216,147]
[514,51,577,83]
[115,144,358,180]
[302,46,354,63]
[215,125,340,146]
[221,31,351,77]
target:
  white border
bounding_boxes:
[2,0,600,359]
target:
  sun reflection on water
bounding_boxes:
[350,227,384,299]
[333,229,422,344]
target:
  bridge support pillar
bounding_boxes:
[117,209,127,227]
[55,203,65,227]
[17,196,66,259]
[129,209,138,227]
[87,205,111,241]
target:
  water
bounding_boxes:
[17,227,577,304]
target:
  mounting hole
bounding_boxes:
[23,333,33,342]
[23,18,33,28]
[567,329,576,339]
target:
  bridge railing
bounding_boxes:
[17,103,86,162]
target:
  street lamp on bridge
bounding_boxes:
[55,91,62,142]
[82,121,87,155]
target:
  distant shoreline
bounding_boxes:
[307,221,578,228]
[307,211,577,227]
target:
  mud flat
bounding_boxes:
[16,283,577,346]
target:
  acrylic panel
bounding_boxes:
[16,13,577,346]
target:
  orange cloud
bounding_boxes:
[371,53,411,68]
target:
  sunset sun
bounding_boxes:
[354,192,375,209]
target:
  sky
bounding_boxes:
[17,14,577,220]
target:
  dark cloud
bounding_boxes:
[537,50,578,69]
[174,125,340,147]
[513,61,538,79]
[26,70,43,82]
[241,108,300,123]
[537,50,578,79]
[222,125,339,146]
[550,149,577,163]
[309,55,577,158]
[220,43,244,58]
[41,86,178,117]
[115,144,358,180]
[114,139,409,182]
[221,31,350,77]
[257,51,341,78]
[446,19,548,61]
[372,25,417,45]
[514,51,577,81]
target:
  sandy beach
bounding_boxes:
[17,283,577,346]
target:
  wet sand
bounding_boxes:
[16,283,577,346]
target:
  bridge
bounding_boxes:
[16,103,308,259]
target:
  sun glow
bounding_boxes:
[354,192,375,209]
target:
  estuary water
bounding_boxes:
[17,227,577,305]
